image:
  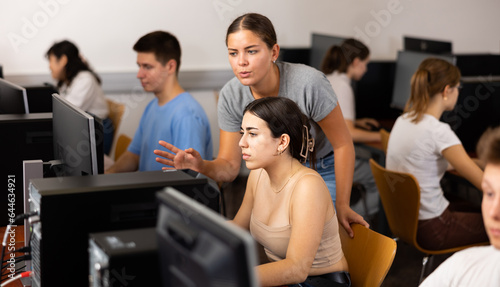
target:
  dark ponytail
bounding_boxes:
[321,38,369,74]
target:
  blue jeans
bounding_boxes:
[305,153,336,206]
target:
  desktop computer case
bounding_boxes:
[28,170,219,287]
[89,227,160,287]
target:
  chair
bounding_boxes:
[369,158,488,283]
[114,134,132,161]
[379,129,390,154]
[106,99,125,134]
[339,223,397,287]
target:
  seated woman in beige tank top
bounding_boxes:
[231,97,350,287]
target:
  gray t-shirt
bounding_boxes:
[218,61,338,158]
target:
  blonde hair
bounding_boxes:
[404,58,461,123]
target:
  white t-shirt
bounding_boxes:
[326,71,355,121]
[420,245,500,287]
[386,114,461,220]
[60,71,109,119]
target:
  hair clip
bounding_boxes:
[300,125,315,161]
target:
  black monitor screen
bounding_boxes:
[455,54,500,77]
[391,50,455,111]
[156,187,259,287]
[403,36,452,55]
[52,93,103,176]
[25,84,58,113]
[354,60,399,120]
[441,79,500,153]
[0,78,29,114]
[278,47,311,66]
[309,33,346,71]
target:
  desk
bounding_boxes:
[442,170,482,207]
[362,141,384,152]
[0,225,26,287]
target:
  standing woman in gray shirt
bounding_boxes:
[155,12,367,237]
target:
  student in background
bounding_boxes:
[46,40,112,154]
[232,97,350,287]
[105,31,212,173]
[321,39,380,218]
[420,126,500,286]
[155,13,367,237]
[386,58,488,250]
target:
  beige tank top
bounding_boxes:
[249,170,344,268]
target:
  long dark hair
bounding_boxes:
[225,13,277,49]
[321,38,369,75]
[243,97,316,167]
[46,40,101,88]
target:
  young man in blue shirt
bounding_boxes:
[106,31,212,173]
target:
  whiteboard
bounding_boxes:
[1,0,499,76]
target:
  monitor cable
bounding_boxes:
[0,271,31,286]
[0,212,38,276]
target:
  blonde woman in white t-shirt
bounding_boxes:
[386,58,488,250]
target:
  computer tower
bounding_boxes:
[0,113,53,226]
[89,227,159,287]
[28,170,220,287]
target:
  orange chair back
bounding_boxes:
[369,159,421,246]
[379,129,390,154]
[339,223,397,287]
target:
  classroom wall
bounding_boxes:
[1,0,499,77]
[2,0,499,159]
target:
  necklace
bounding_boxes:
[271,166,300,194]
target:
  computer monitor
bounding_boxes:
[0,113,53,226]
[455,54,500,77]
[0,78,29,114]
[51,93,103,176]
[25,84,58,113]
[278,47,311,66]
[403,36,453,55]
[156,187,259,287]
[441,79,500,153]
[0,65,3,78]
[309,33,346,71]
[354,60,399,121]
[391,50,456,111]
